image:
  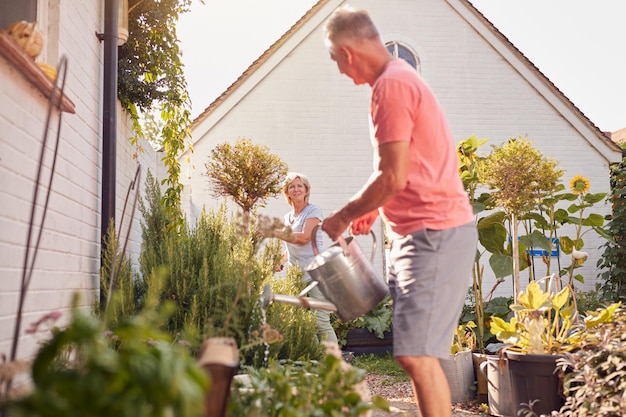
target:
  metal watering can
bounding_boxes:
[261,224,389,322]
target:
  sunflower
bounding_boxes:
[569,175,590,195]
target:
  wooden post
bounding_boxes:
[197,337,239,417]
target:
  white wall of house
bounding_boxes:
[184,0,622,303]
[0,0,161,360]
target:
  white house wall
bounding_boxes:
[0,0,161,360]
[184,0,621,301]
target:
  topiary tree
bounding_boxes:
[478,135,563,302]
[205,138,288,213]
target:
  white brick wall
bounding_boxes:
[185,0,621,302]
[0,0,161,360]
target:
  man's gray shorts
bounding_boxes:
[389,221,477,360]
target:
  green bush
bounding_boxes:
[598,158,626,303]
[332,296,393,347]
[260,270,322,362]
[228,356,388,417]
[557,308,626,416]
[136,172,320,364]
[6,297,208,417]
[99,221,143,325]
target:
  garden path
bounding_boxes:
[370,399,483,416]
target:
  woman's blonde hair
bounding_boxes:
[282,172,311,206]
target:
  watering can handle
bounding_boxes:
[311,223,377,262]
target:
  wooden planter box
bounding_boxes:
[343,328,393,355]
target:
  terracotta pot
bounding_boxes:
[472,353,489,404]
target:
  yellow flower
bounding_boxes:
[569,175,590,195]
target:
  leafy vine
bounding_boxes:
[117,0,196,225]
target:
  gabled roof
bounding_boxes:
[610,127,626,145]
[190,0,622,157]
[191,0,331,129]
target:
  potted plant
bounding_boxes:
[490,275,619,415]
[555,307,626,417]
[335,296,394,356]
[478,136,564,303]
[441,321,478,404]
[2,296,209,417]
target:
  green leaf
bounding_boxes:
[524,212,550,230]
[479,223,509,255]
[558,193,579,201]
[551,286,571,310]
[554,208,570,223]
[567,204,583,214]
[519,230,553,252]
[489,253,513,278]
[560,236,574,254]
[471,201,486,216]
[583,192,607,204]
[581,213,604,227]
[593,226,615,243]
[372,396,390,411]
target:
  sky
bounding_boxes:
[177,0,625,133]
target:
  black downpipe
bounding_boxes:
[101,0,118,301]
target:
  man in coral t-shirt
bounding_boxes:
[321,6,477,417]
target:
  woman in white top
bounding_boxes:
[273,172,338,345]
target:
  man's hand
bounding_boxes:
[321,210,350,241]
[350,210,379,235]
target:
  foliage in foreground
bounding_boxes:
[6,297,208,417]
[557,307,626,417]
[228,355,389,417]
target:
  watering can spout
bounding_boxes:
[261,284,338,313]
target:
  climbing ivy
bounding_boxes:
[597,158,626,302]
[118,0,196,225]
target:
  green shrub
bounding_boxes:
[575,288,607,313]
[260,270,322,362]
[332,296,393,347]
[7,297,208,417]
[99,221,143,324]
[228,356,389,417]
[135,172,321,364]
[557,307,626,416]
[598,158,626,303]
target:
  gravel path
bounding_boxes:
[365,374,484,417]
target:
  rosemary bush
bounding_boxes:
[137,172,321,363]
[261,270,321,362]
